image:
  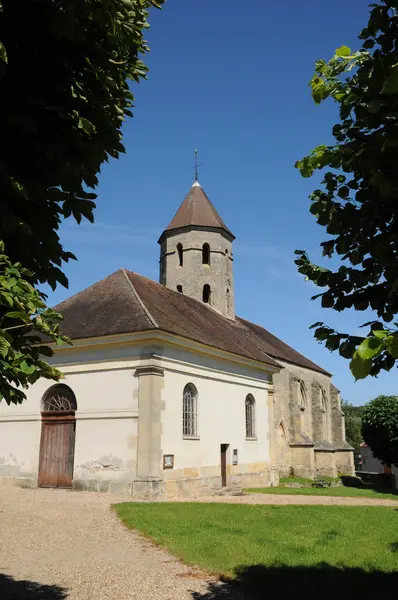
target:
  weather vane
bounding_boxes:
[192,149,203,182]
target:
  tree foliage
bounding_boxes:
[341,400,364,450]
[0,242,70,404]
[295,1,398,380]
[0,0,164,403]
[361,395,398,467]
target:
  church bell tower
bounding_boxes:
[158,180,235,319]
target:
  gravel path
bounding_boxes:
[1,483,396,600]
[0,483,216,600]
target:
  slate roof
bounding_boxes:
[54,269,330,376]
[162,182,234,238]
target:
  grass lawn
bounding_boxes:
[279,476,314,485]
[245,486,398,500]
[114,502,398,579]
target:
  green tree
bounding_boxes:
[341,400,364,450]
[295,0,398,380]
[0,242,70,404]
[361,395,398,467]
[0,0,164,404]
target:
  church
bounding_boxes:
[0,181,354,497]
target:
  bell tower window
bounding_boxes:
[202,243,210,265]
[177,243,183,267]
[203,284,211,304]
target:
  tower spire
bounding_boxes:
[193,148,203,184]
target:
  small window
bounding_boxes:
[202,243,210,265]
[177,243,183,267]
[245,394,255,438]
[202,284,211,304]
[183,383,197,437]
[177,285,183,293]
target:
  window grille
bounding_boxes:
[42,385,76,412]
[245,394,255,438]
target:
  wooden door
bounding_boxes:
[38,412,76,488]
[220,444,229,487]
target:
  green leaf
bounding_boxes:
[325,335,340,351]
[350,353,372,380]
[5,311,28,321]
[19,360,36,375]
[357,336,383,360]
[0,336,10,358]
[0,291,13,307]
[385,335,398,359]
[77,117,96,135]
[339,340,356,359]
[0,41,7,64]
[335,46,351,57]
[381,65,398,94]
[373,330,389,339]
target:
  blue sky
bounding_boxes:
[48,0,397,406]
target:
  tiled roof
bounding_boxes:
[54,269,330,376]
[162,182,234,238]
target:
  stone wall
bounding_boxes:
[272,361,354,478]
[314,450,337,478]
[289,445,315,479]
[335,450,355,475]
[159,227,235,319]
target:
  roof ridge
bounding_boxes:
[121,268,159,329]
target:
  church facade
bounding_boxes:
[0,181,354,497]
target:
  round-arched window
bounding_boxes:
[245,394,256,438]
[202,243,210,265]
[183,383,198,437]
[202,284,211,304]
[42,384,77,412]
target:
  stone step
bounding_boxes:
[213,486,245,496]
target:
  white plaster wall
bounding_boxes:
[0,419,41,478]
[73,417,138,482]
[160,348,270,474]
[0,346,141,483]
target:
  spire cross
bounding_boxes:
[191,149,203,182]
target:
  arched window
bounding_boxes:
[177,243,183,267]
[299,380,307,410]
[42,384,77,412]
[202,243,210,265]
[320,387,329,439]
[202,284,211,304]
[245,394,255,438]
[177,285,183,293]
[183,383,197,437]
[320,387,327,412]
